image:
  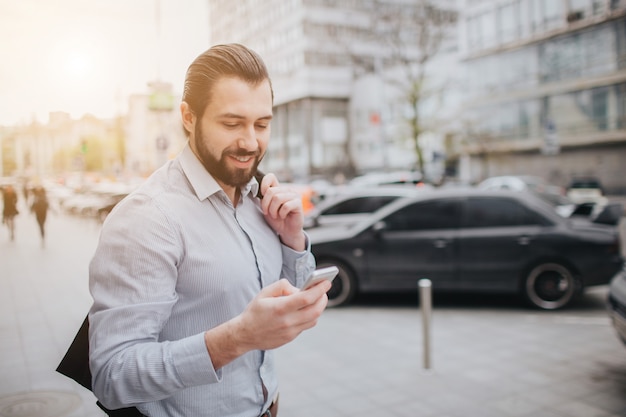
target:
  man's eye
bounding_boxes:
[256,124,269,129]
[223,123,238,128]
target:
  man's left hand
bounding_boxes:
[258,173,306,251]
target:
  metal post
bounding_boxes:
[419,279,432,370]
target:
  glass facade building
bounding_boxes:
[459,0,626,192]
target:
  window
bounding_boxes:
[384,199,460,231]
[462,197,547,228]
[499,2,520,44]
[616,83,626,129]
[529,0,544,33]
[323,196,400,216]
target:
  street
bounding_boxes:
[1,209,625,417]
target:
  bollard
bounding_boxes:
[418,279,432,370]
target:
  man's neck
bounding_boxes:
[218,181,240,207]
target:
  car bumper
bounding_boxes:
[608,264,626,346]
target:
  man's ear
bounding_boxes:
[180,102,196,136]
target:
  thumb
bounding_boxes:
[260,278,298,298]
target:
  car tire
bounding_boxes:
[317,261,356,308]
[523,262,576,310]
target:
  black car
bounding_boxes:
[608,264,626,346]
[309,188,624,309]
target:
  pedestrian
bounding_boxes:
[2,184,19,241]
[30,185,49,246]
[88,43,330,417]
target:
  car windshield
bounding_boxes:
[569,180,601,189]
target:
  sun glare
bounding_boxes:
[65,53,91,77]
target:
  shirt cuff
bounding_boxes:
[281,232,315,286]
[171,333,221,386]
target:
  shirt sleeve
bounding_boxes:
[88,194,220,409]
[280,231,316,288]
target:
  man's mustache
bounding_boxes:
[225,149,260,158]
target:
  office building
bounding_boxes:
[458,0,626,192]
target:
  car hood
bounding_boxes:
[568,216,620,233]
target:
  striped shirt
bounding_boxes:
[88,144,315,417]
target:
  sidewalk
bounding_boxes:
[1,211,626,417]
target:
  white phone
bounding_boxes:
[301,266,339,290]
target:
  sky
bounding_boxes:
[0,0,210,126]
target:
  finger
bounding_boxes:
[265,191,301,219]
[282,280,331,310]
[277,199,302,219]
[290,293,329,329]
[301,279,332,297]
[260,173,278,199]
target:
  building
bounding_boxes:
[0,112,119,184]
[124,81,187,177]
[208,0,459,183]
[457,0,626,192]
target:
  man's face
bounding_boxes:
[190,77,273,188]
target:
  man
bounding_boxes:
[88,44,330,417]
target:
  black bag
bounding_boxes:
[56,315,143,417]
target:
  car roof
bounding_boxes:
[344,187,563,233]
[312,185,427,209]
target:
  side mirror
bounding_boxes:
[371,220,387,236]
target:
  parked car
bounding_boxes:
[303,186,428,229]
[350,170,424,187]
[308,188,623,309]
[567,176,608,207]
[477,175,573,217]
[608,264,626,347]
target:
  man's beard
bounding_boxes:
[194,121,262,188]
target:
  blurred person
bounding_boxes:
[88,43,329,417]
[2,184,19,241]
[30,185,49,246]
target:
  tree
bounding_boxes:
[378,0,457,176]
[338,0,457,176]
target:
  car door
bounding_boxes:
[456,196,546,291]
[364,198,460,291]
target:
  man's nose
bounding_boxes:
[237,125,258,150]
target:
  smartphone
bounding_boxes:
[301,266,339,290]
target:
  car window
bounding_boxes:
[322,196,399,215]
[384,199,460,231]
[462,197,548,228]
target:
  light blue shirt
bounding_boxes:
[88,144,315,417]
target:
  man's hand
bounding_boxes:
[258,173,306,251]
[204,279,331,370]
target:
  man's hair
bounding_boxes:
[182,43,273,121]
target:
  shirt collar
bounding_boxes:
[179,143,260,202]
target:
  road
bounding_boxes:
[1,209,625,417]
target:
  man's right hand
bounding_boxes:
[204,279,331,370]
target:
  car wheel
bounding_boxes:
[523,262,576,310]
[317,261,356,308]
